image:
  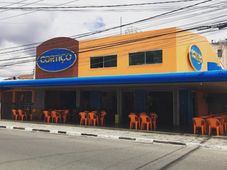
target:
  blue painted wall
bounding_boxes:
[207,62,223,71]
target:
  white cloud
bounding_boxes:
[84,17,106,32]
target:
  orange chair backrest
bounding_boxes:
[12,109,17,116]
[140,112,147,116]
[88,112,97,120]
[140,114,150,123]
[151,112,158,119]
[128,113,138,122]
[18,109,24,116]
[100,111,107,117]
[79,112,87,119]
[51,111,58,117]
[222,115,227,122]
[207,118,221,128]
[193,117,205,127]
[43,110,49,117]
[63,110,69,116]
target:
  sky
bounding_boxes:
[0,0,226,79]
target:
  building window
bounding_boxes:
[90,55,117,68]
[217,49,222,58]
[129,50,162,66]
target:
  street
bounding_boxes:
[0,129,226,170]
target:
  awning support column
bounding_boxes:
[173,89,180,127]
[76,89,80,109]
[116,89,122,127]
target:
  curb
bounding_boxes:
[153,140,186,146]
[0,124,187,146]
[1,122,227,150]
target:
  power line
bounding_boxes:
[0,0,213,56]
[0,21,224,66]
[0,0,29,13]
[0,0,80,21]
[0,0,202,10]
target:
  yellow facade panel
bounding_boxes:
[78,27,177,77]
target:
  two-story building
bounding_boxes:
[0,27,226,131]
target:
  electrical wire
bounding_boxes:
[0,0,213,57]
[0,0,203,10]
[0,0,80,21]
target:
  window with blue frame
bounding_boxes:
[129,50,162,66]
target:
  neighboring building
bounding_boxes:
[211,40,227,69]
[5,74,34,80]
[0,27,226,131]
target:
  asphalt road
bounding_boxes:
[0,129,227,170]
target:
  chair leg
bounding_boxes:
[202,127,204,135]
[209,127,211,136]
[193,126,196,134]
[220,126,224,135]
[147,123,149,130]
[153,120,157,130]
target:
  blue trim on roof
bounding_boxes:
[1,70,227,88]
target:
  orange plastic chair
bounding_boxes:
[18,109,27,121]
[11,109,18,120]
[100,111,107,126]
[51,110,60,123]
[206,118,224,136]
[128,112,140,130]
[62,110,69,123]
[150,112,158,130]
[219,115,227,133]
[88,111,99,126]
[224,117,227,133]
[193,117,206,135]
[43,110,50,123]
[79,112,88,125]
[140,113,151,130]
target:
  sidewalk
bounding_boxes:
[1,120,227,150]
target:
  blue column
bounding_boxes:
[179,89,193,127]
[134,90,146,113]
[90,91,101,109]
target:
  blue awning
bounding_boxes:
[1,70,227,88]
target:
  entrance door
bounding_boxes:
[80,90,117,126]
[122,90,173,129]
[148,92,173,129]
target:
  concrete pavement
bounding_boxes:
[3,129,227,170]
[0,120,227,150]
